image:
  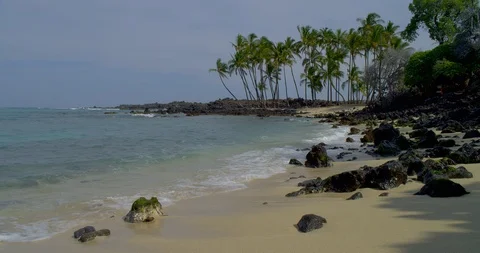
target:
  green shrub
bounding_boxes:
[433,59,465,79]
[404,43,470,94]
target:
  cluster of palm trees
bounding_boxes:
[210,13,412,106]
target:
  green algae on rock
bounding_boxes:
[123,197,165,223]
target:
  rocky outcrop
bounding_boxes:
[346,137,354,143]
[296,214,327,233]
[305,144,333,168]
[414,179,470,197]
[286,160,407,196]
[123,197,165,223]
[364,160,408,190]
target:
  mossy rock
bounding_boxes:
[123,197,165,223]
[131,197,161,212]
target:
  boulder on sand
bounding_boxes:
[296,214,327,233]
[414,179,470,197]
[305,144,333,168]
[123,197,165,223]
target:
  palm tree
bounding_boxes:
[284,37,301,99]
[229,50,254,100]
[209,58,238,100]
[297,25,318,100]
[357,13,384,102]
[345,28,363,103]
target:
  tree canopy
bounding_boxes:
[401,0,479,44]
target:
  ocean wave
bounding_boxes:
[131,113,156,118]
[302,125,350,145]
[0,218,82,242]
[0,120,336,243]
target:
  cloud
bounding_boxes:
[0,0,435,107]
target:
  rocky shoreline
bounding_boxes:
[116,98,344,116]
[59,90,480,242]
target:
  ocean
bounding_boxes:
[0,107,351,242]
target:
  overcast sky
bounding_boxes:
[0,0,435,108]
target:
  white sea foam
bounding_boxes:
[302,125,350,145]
[0,218,81,242]
[131,113,156,118]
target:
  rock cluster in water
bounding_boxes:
[73,226,111,243]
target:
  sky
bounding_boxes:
[0,0,436,108]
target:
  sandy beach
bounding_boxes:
[297,104,366,117]
[2,154,479,253]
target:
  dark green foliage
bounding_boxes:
[404,43,472,94]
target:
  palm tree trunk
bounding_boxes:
[283,66,289,106]
[290,66,300,99]
[240,73,255,100]
[248,69,260,100]
[219,76,238,100]
[330,77,346,101]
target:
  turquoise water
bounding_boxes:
[0,108,351,242]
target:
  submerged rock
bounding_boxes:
[76,228,111,243]
[73,226,95,239]
[379,192,389,197]
[123,197,165,223]
[296,214,327,233]
[347,192,363,200]
[414,179,470,197]
[78,232,97,243]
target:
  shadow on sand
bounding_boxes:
[378,181,480,253]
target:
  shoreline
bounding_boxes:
[3,104,480,253]
[4,156,479,252]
